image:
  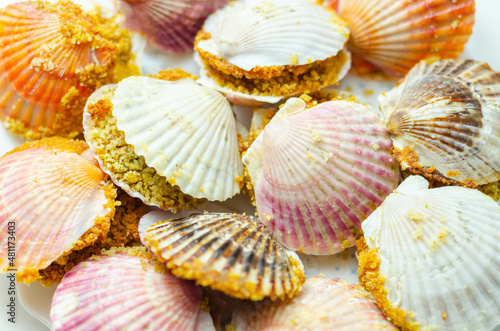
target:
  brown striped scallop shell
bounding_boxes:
[142,212,305,301]
[379,59,500,187]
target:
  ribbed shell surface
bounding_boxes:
[337,0,475,76]
[232,275,397,330]
[119,0,228,54]
[111,76,243,201]
[379,59,500,186]
[0,147,111,278]
[196,0,349,70]
[243,98,400,254]
[0,2,115,136]
[50,251,215,331]
[361,175,500,330]
[143,212,305,301]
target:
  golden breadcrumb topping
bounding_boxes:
[349,54,396,80]
[96,246,170,275]
[478,181,500,202]
[85,88,204,211]
[357,237,420,330]
[39,188,148,286]
[200,50,349,97]
[0,0,137,140]
[392,146,477,188]
[5,137,88,156]
[150,68,198,81]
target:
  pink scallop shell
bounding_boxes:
[118,0,228,54]
[232,275,397,330]
[50,251,215,331]
[0,147,112,279]
[243,99,400,255]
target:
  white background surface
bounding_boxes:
[1,0,500,330]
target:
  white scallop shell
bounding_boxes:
[197,0,349,70]
[243,98,400,255]
[0,142,113,282]
[195,50,352,106]
[379,59,500,186]
[232,275,396,330]
[111,76,243,201]
[361,175,500,330]
[50,250,215,331]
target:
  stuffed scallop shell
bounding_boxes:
[232,275,396,330]
[243,98,400,255]
[0,138,116,284]
[0,1,133,139]
[358,175,500,331]
[142,212,305,301]
[51,247,215,331]
[83,70,243,211]
[335,0,475,76]
[195,0,351,105]
[379,59,500,187]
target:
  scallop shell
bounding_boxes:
[243,98,400,255]
[118,0,228,54]
[143,212,306,301]
[51,248,215,331]
[137,203,237,245]
[111,75,243,201]
[232,275,397,330]
[359,175,500,330]
[336,0,475,76]
[196,0,349,70]
[379,59,500,186]
[0,1,118,139]
[0,138,115,284]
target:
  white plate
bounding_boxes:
[1,0,500,330]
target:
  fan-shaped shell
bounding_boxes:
[50,248,215,331]
[118,0,228,54]
[143,212,305,301]
[0,1,118,139]
[243,98,400,255]
[0,138,116,284]
[232,275,397,330]
[111,76,243,201]
[359,175,500,331]
[336,0,475,76]
[196,0,349,70]
[379,59,500,186]
[137,203,237,245]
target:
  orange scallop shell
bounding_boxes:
[0,1,118,139]
[336,0,475,76]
